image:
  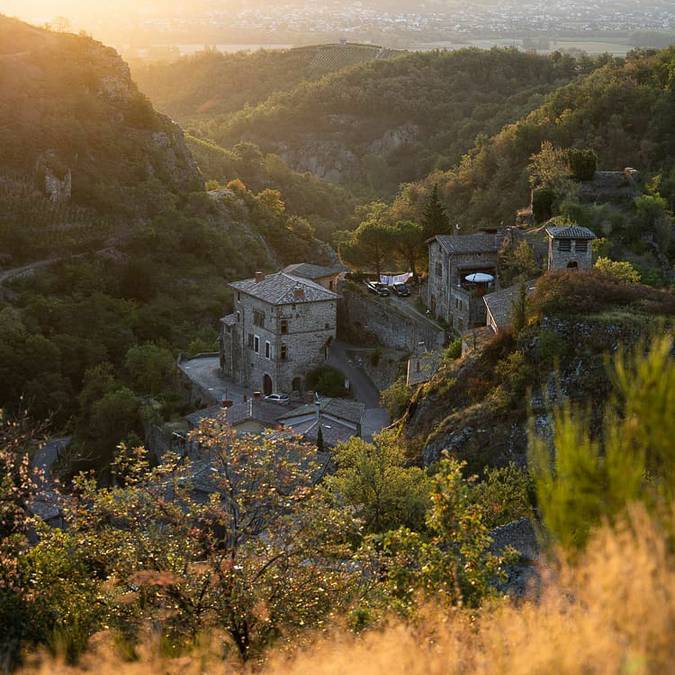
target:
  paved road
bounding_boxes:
[327,340,390,439]
[178,356,246,405]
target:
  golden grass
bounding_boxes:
[20,506,675,675]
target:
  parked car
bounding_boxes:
[264,393,290,404]
[366,281,390,297]
[392,283,411,297]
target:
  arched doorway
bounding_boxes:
[263,374,273,396]
[567,261,578,269]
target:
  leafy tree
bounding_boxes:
[500,240,540,286]
[389,220,425,279]
[326,432,431,534]
[369,456,512,614]
[421,184,449,240]
[568,148,598,181]
[380,378,412,420]
[124,344,176,397]
[594,257,641,283]
[471,464,533,528]
[339,203,394,278]
[511,280,529,335]
[529,334,675,551]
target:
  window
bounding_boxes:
[265,341,271,359]
[558,239,571,252]
[237,292,241,301]
[253,309,265,328]
[325,323,330,330]
[247,334,254,350]
[329,280,334,290]
[281,319,288,335]
[435,262,443,277]
[575,239,588,253]
[254,336,260,353]
[280,344,288,361]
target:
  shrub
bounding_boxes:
[594,257,641,284]
[444,338,462,361]
[568,148,598,181]
[532,186,556,223]
[306,366,349,397]
[380,377,412,419]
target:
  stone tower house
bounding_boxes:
[220,271,338,396]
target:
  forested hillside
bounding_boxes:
[188,49,600,195]
[132,43,400,123]
[0,15,203,263]
[393,47,675,227]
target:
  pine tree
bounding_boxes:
[421,184,450,239]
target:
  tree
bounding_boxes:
[370,456,512,614]
[594,257,641,284]
[568,148,598,182]
[389,220,425,279]
[124,344,176,397]
[500,240,540,286]
[13,422,359,663]
[511,280,529,335]
[421,184,449,240]
[529,334,675,551]
[339,203,394,278]
[380,378,412,420]
[326,432,431,534]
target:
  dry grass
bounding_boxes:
[20,506,675,675]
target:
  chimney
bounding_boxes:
[255,271,265,284]
[293,286,305,300]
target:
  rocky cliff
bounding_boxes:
[0,16,202,218]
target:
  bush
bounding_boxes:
[306,366,349,397]
[568,148,598,181]
[380,377,412,419]
[444,338,462,361]
[532,186,556,223]
[594,257,641,284]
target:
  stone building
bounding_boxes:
[282,263,346,291]
[426,232,501,334]
[220,270,338,396]
[545,225,596,271]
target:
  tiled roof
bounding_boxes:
[225,399,288,427]
[545,225,596,239]
[230,272,338,305]
[185,406,225,429]
[289,418,358,447]
[277,397,365,425]
[483,282,537,331]
[221,314,237,327]
[283,262,346,279]
[434,233,498,255]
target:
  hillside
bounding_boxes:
[131,43,400,123]
[191,49,595,195]
[399,270,675,474]
[394,47,675,228]
[0,15,203,264]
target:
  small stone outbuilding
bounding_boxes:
[545,224,596,271]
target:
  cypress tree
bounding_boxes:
[422,184,450,239]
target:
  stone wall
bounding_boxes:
[224,292,337,395]
[338,284,446,353]
[548,238,593,270]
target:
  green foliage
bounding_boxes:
[568,148,598,181]
[532,186,556,223]
[369,456,512,613]
[511,281,529,335]
[306,366,349,398]
[594,257,641,284]
[500,241,540,287]
[326,432,431,534]
[124,344,176,397]
[194,48,584,197]
[444,338,462,361]
[380,377,412,420]
[472,464,533,529]
[339,203,394,276]
[421,184,450,239]
[529,334,675,551]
